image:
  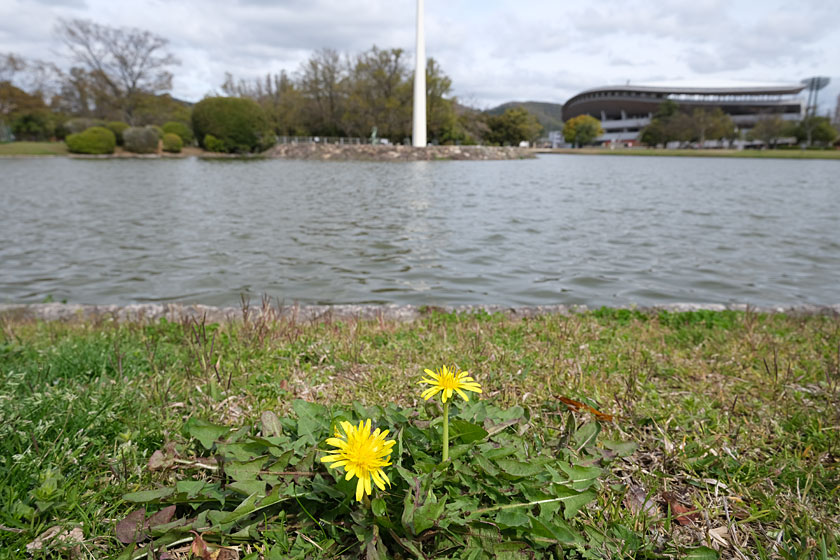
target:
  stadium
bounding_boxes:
[561,81,806,145]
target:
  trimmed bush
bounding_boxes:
[107,121,130,146]
[63,118,107,135]
[65,126,116,154]
[123,126,160,154]
[192,97,274,153]
[203,134,225,153]
[148,125,164,139]
[162,133,183,153]
[162,121,194,145]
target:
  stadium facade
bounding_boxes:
[561,82,806,145]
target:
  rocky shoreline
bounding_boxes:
[265,144,534,161]
[1,302,837,324]
[4,144,535,161]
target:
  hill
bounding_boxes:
[485,101,565,131]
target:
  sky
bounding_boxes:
[1,0,839,114]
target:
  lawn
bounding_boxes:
[0,141,69,156]
[542,147,840,160]
[0,308,837,558]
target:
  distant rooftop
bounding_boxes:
[632,79,802,90]
[573,81,805,97]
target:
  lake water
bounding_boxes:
[1,154,838,307]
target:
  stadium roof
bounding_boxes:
[570,81,805,98]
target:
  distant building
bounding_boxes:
[562,81,805,145]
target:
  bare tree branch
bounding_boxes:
[55,19,178,122]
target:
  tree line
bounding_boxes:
[1,19,544,148]
[639,100,837,148]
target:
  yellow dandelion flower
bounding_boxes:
[419,365,482,403]
[320,419,396,502]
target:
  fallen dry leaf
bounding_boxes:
[212,547,240,560]
[558,396,614,422]
[261,410,283,437]
[662,492,701,526]
[709,526,729,546]
[116,508,147,544]
[191,530,211,560]
[148,442,180,471]
[189,531,240,560]
[624,485,660,518]
[146,505,177,529]
[26,526,84,553]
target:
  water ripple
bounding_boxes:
[1,155,839,306]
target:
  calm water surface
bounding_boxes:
[1,155,838,306]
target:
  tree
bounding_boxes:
[641,100,693,147]
[486,107,543,145]
[794,116,838,146]
[131,93,190,126]
[749,115,786,148]
[0,81,45,121]
[192,96,275,153]
[55,19,178,123]
[562,114,602,147]
[691,108,733,146]
[421,58,466,144]
[343,47,411,140]
[0,53,26,83]
[222,70,307,136]
[639,120,665,147]
[298,48,347,136]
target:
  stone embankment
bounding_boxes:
[1,303,837,324]
[266,143,533,161]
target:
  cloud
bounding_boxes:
[0,0,837,110]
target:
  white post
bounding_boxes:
[412,0,427,147]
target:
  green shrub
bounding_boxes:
[106,121,130,145]
[123,126,159,154]
[162,133,183,153]
[148,125,164,139]
[11,111,55,141]
[192,97,274,153]
[65,126,116,154]
[202,134,225,152]
[63,118,107,136]
[161,121,194,145]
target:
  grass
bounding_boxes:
[0,307,837,558]
[0,142,242,159]
[0,141,69,156]
[541,147,840,160]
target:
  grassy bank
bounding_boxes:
[540,147,840,160]
[0,309,837,558]
[0,141,69,156]
[0,142,215,159]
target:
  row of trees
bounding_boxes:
[219,48,474,143]
[2,19,545,149]
[639,101,736,147]
[219,49,545,145]
[638,100,838,148]
[748,114,837,148]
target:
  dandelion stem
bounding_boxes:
[442,400,450,462]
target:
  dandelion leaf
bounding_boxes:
[186,418,230,450]
[449,419,488,444]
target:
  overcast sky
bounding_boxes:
[2,0,839,114]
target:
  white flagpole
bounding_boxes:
[412,0,427,147]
